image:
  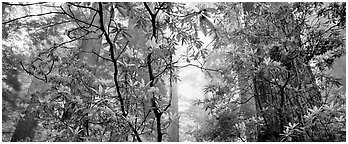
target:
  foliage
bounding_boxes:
[2,2,345,142]
[280,101,346,142]
[195,2,345,142]
[2,2,216,142]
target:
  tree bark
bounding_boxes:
[168,71,179,142]
[10,111,37,142]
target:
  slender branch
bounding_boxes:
[98,2,125,116]
[98,2,142,142]
[115,41,129,60]
[43,105,72,129]
[3,2,47,6]
[56,34,87,49]
[139,110,151,132]
[67,2,99,12]
[60,5,100,29]
[154,62,172,79]
[143,2,153,16]
[238,95,255,105]
[20,61,46,82]
[3,11,64,24]
[176,63,222,73]
[91,50,112,62]
[155,2,166,16]
[44,60,55,75]
[107,5,115,34]
[39,20,72,30]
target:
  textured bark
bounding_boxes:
[168,73,179,142]
[254,53,322,142]
[10,111,37,142]
[253,71,283,141]
[10,77,49,141]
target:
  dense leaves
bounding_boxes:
[2,2,209,142]
[2,2,345,142]
[194,2,345,142]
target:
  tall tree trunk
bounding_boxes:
[253,71,283,141]
[10,75,50,141]
[237,3,257,141]
[250,3,323,141]
[10,111,37,142]
[168,71,179,142]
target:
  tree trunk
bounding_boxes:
[168,74,179,141]
[10,111,37,142]
[253,71,283,141]
[10,76,49,141]
[253,52,323,142]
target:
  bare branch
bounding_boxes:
[3,11,64,25]
[60,5,101,30]
[115,41,129,60]
[39,20,72,30]
[67,2,99,12]
[20,61,47,82]
[44,60,55,76]
[91,50,112,62]
[176,63,222,73]
[3,2,48,6]
[52,32,88,50]
[155,2,166,16]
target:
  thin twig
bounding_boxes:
[115,41,129,60]
[3,2,47,6]
[91,50,112,62]
[67,2,99,12]
[20,61,46,82]
[3,11,64,24]
[176,63,222,73]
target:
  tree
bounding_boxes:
[195,2,345,142]
[2,2,345,142]
[2,2,215,142]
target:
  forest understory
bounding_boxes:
[2,2,346,142]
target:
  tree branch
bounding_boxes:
[20,61,46,82]
[144,2,157,39]
[97,2,142,142]
[67,2,98,12]
[176,63,222,73]
[60,5,100,30]
[3,11,64,24]
[115,41,129,60]
[155,2,166,16]
[91,50,112,62]
[143,2,153,16]
[98,2,125,116]
[3,2,47,6]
